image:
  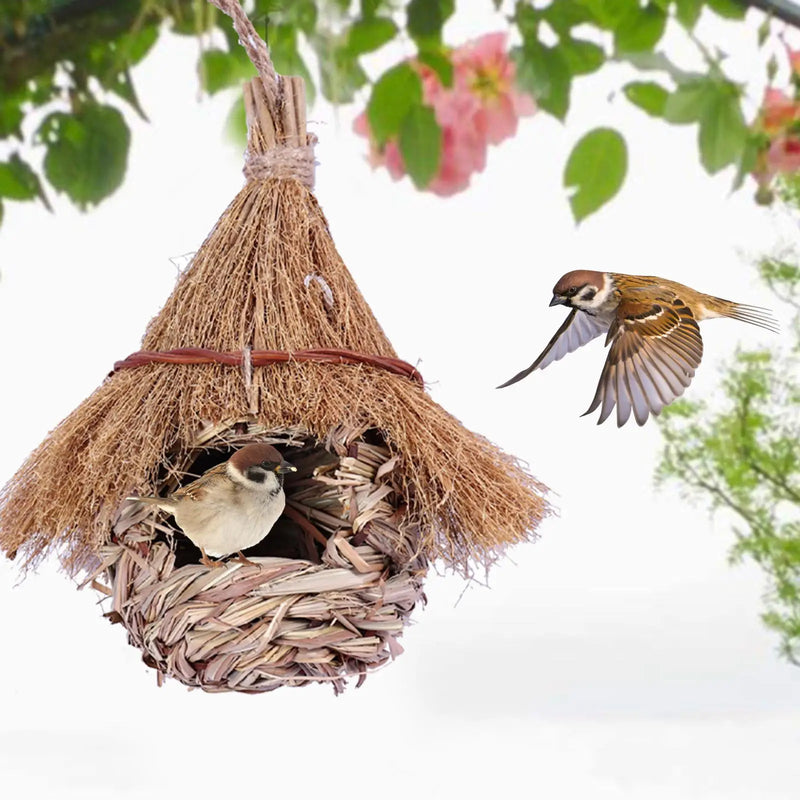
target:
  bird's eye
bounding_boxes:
[567,287,578,296]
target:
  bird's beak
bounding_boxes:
[276,460,297,475]
[549,294,566,307]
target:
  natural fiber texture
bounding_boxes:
[0,175,549,574]
[89,426,426,693]
[244,145,316,187]
[208,0,280,113]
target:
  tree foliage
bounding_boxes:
[0,0,782,225]
[655,216,800,663]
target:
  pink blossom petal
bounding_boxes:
[767,135,800,173]
[477,95,519,144]
[762,88,800,135]
[353,111,370,137]
[383,141,406,181]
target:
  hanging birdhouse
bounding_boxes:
[0,0,550,693]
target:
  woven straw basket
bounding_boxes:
[97,422,427,693]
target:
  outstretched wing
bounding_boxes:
[583,299,703,427]
[498,309,608,388]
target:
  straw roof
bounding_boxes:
[0,61,550,577]
[0,167,549,573]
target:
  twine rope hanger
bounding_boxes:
[113,0,424,388]
[209,0,317,188]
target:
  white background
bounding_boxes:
[1,7,799,799]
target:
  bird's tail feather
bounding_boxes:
[720,302,780,333]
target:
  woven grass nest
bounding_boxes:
[0,4,550,693]
[95,422,427,693]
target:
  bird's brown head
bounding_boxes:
[550,270,606,310]
[230,443,297,486]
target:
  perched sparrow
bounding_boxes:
[131,443,296,565]
[498,270,778,427]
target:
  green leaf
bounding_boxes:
[39,104,131,210]
[82,37,150,118]
[417,49,454,87]
[758,15,771,47]
[361,0,381,17]
[616,51,698,83]
[675,0,703,29]
[171,2,216,35]
[271,25,316,105]
[575,0,637,29]
[398,105,441,189]
[706,0,746,19]
[663,80,710,124]
[564,127,628,223]
[614,4,667,53]
[512,43,572,121]
[314,32,366,104]
[102,68,149,121]
[199,48,256,94]
[698,84,748,173]
[117,25,159,65]
[515,5,541,37]
[559,38,605,75]
[0,96,24,138]
[732,134,760,191]
[623,81,669,116]
[279,0,317,33]
[541,0,596,35]
[407,0,454,46]
[29,73,57,107]
[663,76,749,173]
[319,58,366,103]
[225,96,248,148]
[347,17,397,54]
[367,63,423,145]
[0,154,41,201]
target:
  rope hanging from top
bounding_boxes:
[207,0,280,112]
[208,0,317,188]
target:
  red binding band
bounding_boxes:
[112,347,424,386]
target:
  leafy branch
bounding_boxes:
[0,0,789,226]
[655,246,800,664]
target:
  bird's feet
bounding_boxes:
[235,551,259,567]
[199,550,224,569]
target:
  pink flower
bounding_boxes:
[761,88,800,135]
[422,77,488,194]
[453,32,536,145]
[766,134,800,173]
[354,32,536,196]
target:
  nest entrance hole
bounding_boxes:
[151,437,342,568]
[116,422,426,577]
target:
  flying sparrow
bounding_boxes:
[498,270,778,427]
[130,443,296,565]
